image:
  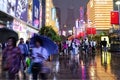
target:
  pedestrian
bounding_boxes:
[18,38,28,79]
[31,39,49,80]
[26,39,31,55]
[2,37,25,80]
[70,39,79,64]
[101,38,107,52]
[62,41,68,56]
[18,38,29,59]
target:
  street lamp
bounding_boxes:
[116,1,120,11]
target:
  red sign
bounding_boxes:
[111,11,119,24]
[86,27,96,35]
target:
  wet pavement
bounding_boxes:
[49,51,120,80]
[0,49,120,80]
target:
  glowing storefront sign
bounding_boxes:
[13,19,26,32]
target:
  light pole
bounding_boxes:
[116,1,120,11]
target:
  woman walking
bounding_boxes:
[31,39,49,80]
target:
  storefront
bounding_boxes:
[26,26,39,38]
[109,30,120,52]
[12,19,28,41]
[0,0,40,42]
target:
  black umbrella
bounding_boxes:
[0,28,18,43]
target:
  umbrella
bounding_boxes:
[30,34,58,55]
[74,39,80,44]
[0,28,18,43]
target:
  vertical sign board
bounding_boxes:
[111,11,119,25]
[80,6,84,20]
[32,0,40,29]
[15,0,28,22]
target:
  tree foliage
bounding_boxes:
[39,26,61,42]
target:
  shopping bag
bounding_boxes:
[41,61,53,73]
[26,57,31,67]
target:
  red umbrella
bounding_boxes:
[77,32,85,38]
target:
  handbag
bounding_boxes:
[41,61,53,73]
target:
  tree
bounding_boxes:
[39,26,61,42]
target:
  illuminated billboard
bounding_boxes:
[15,0,28,22]
[0,0,16,16]
[32,0,40,29]
[87,0,113,30]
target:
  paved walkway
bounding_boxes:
[49,52,120,80]
[0,49,120,80]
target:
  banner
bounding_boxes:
[15,0,28,22]
[111,11,119,25]
[32,0,40,29]
[86,27,96,35]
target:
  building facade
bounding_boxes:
[0,0,42,41]
[45,0,59,33]
[87,0,113,33]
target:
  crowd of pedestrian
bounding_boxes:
[1,36,52,80]
[0,35,108,80]
[58,37,108,71]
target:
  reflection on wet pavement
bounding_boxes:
[52,51,120,80]
[0,49,120,80]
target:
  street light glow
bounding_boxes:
[116,1,120,5]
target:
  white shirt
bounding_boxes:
[32,47,48,63]
[90,41,96,47]
[68,41,71,47]
[72,42,79,55]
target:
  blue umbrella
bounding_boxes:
[30,34,58,55]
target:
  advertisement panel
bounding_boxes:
[0,0,16,16]
[7,0,16,16]
[32,0,40,29]
[15,0,28,22]
[0,0,7,13]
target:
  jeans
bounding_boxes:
[8,72,16,80]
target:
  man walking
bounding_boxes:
[18,38,28,59]
[18,38,28,79]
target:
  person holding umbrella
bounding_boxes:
[30,34,58,80]
[31,38,49,80]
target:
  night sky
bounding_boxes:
[53,0,89,29]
